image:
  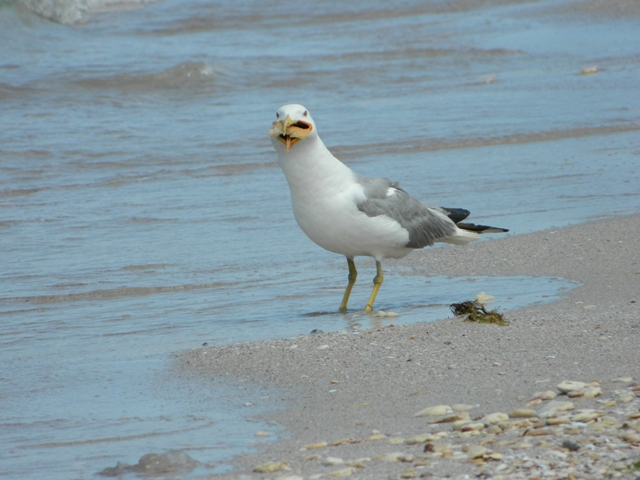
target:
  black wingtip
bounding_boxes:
[457,222,509,234]
[441,207,470,223]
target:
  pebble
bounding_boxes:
[561,438,581,451]
[323,457,344,466]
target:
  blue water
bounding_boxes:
[1,0,639,477]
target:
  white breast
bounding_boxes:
[274,135,411,260]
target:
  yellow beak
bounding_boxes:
[281,114,299,151]
[270,114,311,152]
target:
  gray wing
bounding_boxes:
[355,176,458,248]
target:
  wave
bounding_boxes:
[17,0,156,24]
[74,61,217,90]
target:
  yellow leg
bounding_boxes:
[364,261,384,313]
[339,257,357,312]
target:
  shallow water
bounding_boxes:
[1,0,639,477]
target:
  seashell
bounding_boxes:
[452,420,471,431]
[546,416,571,425]
[566,389,585,398]
[430,413,469,424]
[346,459,368,469]
[557,381,586,394]
[461,422,485,432]
[579,65,598,75]
[452,404,475,411]
[466,445,487,459]
[475,292,495,304]
[413,405,453,417]
[302,442,328,450]
[405,433,438,445]
[377,452,414,462]
[482,412,509,425]
[583,386,602,399]
[619,432,640,444]
[525,428,552,436]
[508,409,534,418]
[400,468,418,478]
[571,409,603,423]
[329,467,353,477]
[485,452,503,461]
[253,461,289,473]
[330,438,358,446]
[535,400,575,419]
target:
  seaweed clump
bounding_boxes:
[450,301,509,326]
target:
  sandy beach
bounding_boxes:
[178,214,640,479]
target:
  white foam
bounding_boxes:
[19,0,156,24]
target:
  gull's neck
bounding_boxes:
[274,135,356,200]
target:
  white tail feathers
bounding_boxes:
[438,227,481,245]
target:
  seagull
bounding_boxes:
[269,104,508,313]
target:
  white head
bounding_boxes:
[268,104,317,152]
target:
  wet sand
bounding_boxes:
[178,214,640,479]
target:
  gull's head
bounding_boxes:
[268,104,316,152]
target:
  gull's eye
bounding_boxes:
[276,112,280,119]
[303,110,308,117]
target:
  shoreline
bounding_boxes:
[179,214,640,479]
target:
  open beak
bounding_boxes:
[282,115,296,151]
[269,115,313,152]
